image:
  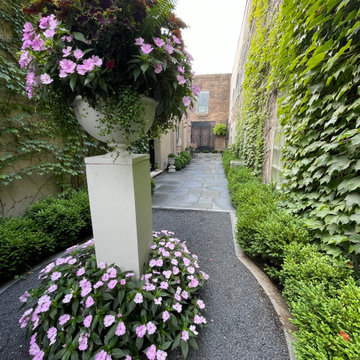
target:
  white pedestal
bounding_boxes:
[85,152,153,277]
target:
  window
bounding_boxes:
[195,91,209,114]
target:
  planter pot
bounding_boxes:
[168,157,176,165]
[74,95,158,147]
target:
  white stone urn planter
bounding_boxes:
[74,94,158,277]
[73,95,158,148]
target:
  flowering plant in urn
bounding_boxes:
[20,0,200,143]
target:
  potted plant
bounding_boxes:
[213,123,226,137]
[167,153,176,165]
[19,0,200,148]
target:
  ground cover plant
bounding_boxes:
[222,150,360,359]
[19,231,208,360]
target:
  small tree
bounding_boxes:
[213,123,226,136]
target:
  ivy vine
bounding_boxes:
[0,2,107,198]
[234,0,360,262]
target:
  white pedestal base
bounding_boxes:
[168,165,176,173]
[85,151,153,277]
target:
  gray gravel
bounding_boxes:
[153,209,289,360]
[0,209,289,360]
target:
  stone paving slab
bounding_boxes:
[152,154,233,211]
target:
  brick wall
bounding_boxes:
[188,74,231,150]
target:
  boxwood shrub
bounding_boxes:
[0,217,55,281]
[0,189,92,283]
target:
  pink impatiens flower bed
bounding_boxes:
[19,231,209,360]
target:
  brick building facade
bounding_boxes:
[187,74,231,150]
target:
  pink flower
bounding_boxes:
[156,350,167,360]
[173,302,182,313]
[197,299,205,309]
[135,324,147,338]
[98,261,106,269]
[95,350,111,360]
[162,311,170,322]
[115,321,126,336]
[176,75,186,85]
[33,350,45,360]
[164,44,174,54]
[23,22,34,33]
[154,297,162,305]
[141,44,154,54]
[62,293,73,303]
[68,258,76,265]
[174,251,182,257]
[135,37,144,45]
[26,71,37,86]
[172,266,180,275]
[134,293,143,304]
[104,315,115,327]
[154,63,163,74]
[159,281,168,290]
[120,279,126,285]
[107,267,117,278]
[59,59,76,75]
[91,55,103,67]
[178,66,185,74]
[181,290,189,300]
[192,84,201,97]
[85,296,94,308]
[39,15,58,30]
[189,278,199,288]
[29,342,40,355]
[166,242,175,250]
[147,322,157,335]
[182,96,191,107]
[156,259,163,267]
[44,29,56,38]
[172,35,181,44]
[61,35,73,43]
[73,49,84,59]
[146,345,157,360]
[154,37,165,47]
[58,314,70,326]
[126,272,135,277]
[187,266,195,274]
[190,325,198,335]
[81,286,92,297]
[47,327,57,345]
[194,315,207,324]
[62,46,72,57]
[163,270,172,279]
[102,273,110,282]
[149,259,157,267]
[94,281,103,289]
[47,284,57,293]
[126,356,132,360]
[84,315,93,328]
[30,333,37,345]
[171,258,178,266]
[183,258,191,266]
[108,280,117,289]
[19,291,30,303]
[181,330,189,341]
[78,333,88,351]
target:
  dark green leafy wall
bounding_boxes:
[234,0,360,261]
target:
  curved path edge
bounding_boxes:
[229,211,297,360]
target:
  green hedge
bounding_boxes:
[222,150,360,358]
[0,189,92,283]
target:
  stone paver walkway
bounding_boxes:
[152,153,233,211]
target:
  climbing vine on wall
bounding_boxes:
[0,2,107,192]
[233,0,280,175]
[276,0,360,260]
[235,0,360,261]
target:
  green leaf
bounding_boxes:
[140,63,149,73]
[112,349,127,359]
[344,193,360,208]
[180,340,189,359]
[73,32,88,43]
[306,52,326,70]
[70,76,77,92]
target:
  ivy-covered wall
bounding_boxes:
[0,2,106,217]
[230,0,360,261]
